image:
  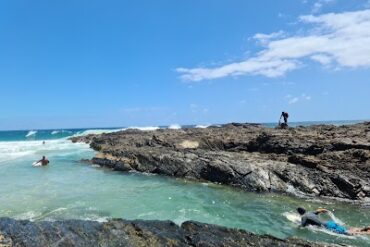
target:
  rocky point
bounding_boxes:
[71,122,370,202]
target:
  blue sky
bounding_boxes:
[0,0,369,130]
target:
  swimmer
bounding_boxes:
[297,207,370,235]
[34,156,49,166]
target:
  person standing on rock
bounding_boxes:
[279,112,289,128]
[297,207,370,235]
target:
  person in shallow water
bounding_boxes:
[35,156,49,166]
[297,207,370,235]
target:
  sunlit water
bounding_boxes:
[0,127,369,246]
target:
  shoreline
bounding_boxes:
[1,122,369,246]
[71,122,370,203]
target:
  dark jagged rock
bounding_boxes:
[71,122,370,201]
[0,218,332,247]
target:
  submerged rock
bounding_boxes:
[71,122,370,201]
[0,218,331,247]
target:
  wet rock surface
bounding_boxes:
[0,218,331,247]
[71,122,370,201]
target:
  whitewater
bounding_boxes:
[0,124,369,246]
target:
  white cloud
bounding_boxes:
[253,31,285,45]
[312,0,335,14]
[310,54,332,65]
[289,97,299,104]
[177,9,370,82]
[286,94,311,104]
[177,58,298,81]
[302,93,312,100]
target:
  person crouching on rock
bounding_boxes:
[279,112,289,128]
[297,207,370,235]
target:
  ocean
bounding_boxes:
[0,121,369,246]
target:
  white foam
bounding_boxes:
[0,139,90,163]
[14,211,41,221]
[72,126,160,138]
[33,208,68,221]
[195,125,210,129]
[286,185,308,198]
[327,210,345,226]
[126,126,159,131]
[82,216,108,223]
[55,130,72,134]
[73,129,123,137]
[307,225,356,239]
[25,130,37,138]
[168,124,181,130]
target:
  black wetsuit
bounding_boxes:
[282,113,288,124]
[301,211,348,234]
[301,212,327,227]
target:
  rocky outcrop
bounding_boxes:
[0,217,332,247]
[71,122,370,201]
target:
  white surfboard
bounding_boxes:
[32,161,42,167]
[283,212,301,225]
[283,211,356,239]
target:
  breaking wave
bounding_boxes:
[169,124,182,129]
[25,130,37,138]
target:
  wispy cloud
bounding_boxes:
[310,54,333,65]
[289,97,299,104]
[302,93,312,100]
[253,31,285,45]
[312,0,336,13]
[177,9,370,82]
[286,94,312,104]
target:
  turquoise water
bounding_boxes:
[0,124,369,246]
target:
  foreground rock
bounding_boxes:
[0,217,332,247]
[71,122,370,201]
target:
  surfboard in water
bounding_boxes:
[32,161,42,167]
[283,212,301,225]
[283,211,356,239]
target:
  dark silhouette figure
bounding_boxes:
[35,156,49,166]
[279,112,289,128]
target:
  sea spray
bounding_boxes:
[195,125,210,128]
[327,210,345,225]
[169,124,181,129]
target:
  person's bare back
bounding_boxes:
[35,156,49,166]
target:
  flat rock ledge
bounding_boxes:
[0,218,332,247]
[71,122,370,202]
